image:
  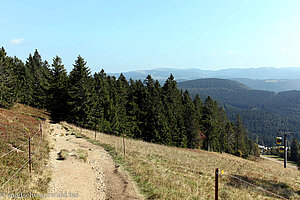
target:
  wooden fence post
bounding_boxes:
[215,168,218,200]
[29,136,32,177]
[40,122,43,139]
[123,134,126,156]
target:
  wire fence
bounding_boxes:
[0,123,44,191]
[215,169,289,200]
[0,129,40,159]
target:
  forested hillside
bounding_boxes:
[178,78,300,146]
[0,47,259,158]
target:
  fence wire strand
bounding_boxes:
[223,173,288,200]
[0,134,43,191]
[0,128,41,159]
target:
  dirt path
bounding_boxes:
[46,121,143,200]
[261,155,298,170]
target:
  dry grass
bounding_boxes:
[0,104,50,197]
[57,149,69,160]
[73,124,300,200]
[76,149,88,162]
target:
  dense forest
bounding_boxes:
[178,78,300,147]
[0,47,260,158]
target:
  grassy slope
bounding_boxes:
[263,155,298,168]
[0,104,50,195]
[75,126,300,200]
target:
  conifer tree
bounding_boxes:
[225,122,235,154]
[115,73,130,135]
[49,56,68,121]
[290,138,299,162]
[193,94,203,126]
[0,47,15,107]
[25,50,51,108]
[234,114,247,157]
[106,75,120,134]
[142,75,170,144]
[92,70,111,133]
[162,74,185,147]
[128,79,146,138]
[202,96,216,151]
[10,56,26,103]
[182,90,198,148]
[68,55,92,126]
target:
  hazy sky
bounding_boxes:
[1,0,300,73]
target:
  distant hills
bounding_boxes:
[231,78,300,92]
[177,78,300,146]
[109,67,300,92]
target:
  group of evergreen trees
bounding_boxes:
[0,47,259,157]
[290,138,300,168]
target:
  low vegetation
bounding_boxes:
[75,125,300,200]
[0,104,50,195]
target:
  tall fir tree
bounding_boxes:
[115,73,130,135]
[290,137,299,162]
[49,56,69,121]
[182,90,198,148]
[0,47,16,107]
[25,49,51,108]
[128,79,146,139]
[92,70,111,133]
[234,114,247,157]
[142,75,170,144]
[162,74,186,147]
[68,55,92,126]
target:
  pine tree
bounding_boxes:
[290,138,299,162]
[0,47,16,107]
[92,70,111,133]
[49,56,68,121]
[106,75,120,135]
[128,79,146,139]
[162,74,185,147]
[234,114,247,157]
[115,73,130,135]
[68,55,92,126]
[10,56,26,103]
[202,96,216,151]
[142,75,170,144]
[25,49,51,108]
[182,90,198,148]
[225,122,235,154]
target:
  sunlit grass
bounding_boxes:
[72,124,300,200]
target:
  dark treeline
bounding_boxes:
[0,47,259,158]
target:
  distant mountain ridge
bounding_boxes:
[109,67,300,92]
[177,78,251,90]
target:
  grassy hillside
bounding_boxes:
[75,125,300,200]
[0,104,50,195]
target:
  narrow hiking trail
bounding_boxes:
[260,155,298,170]
[46,121,143,200]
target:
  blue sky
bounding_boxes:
[1,0,300,73]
